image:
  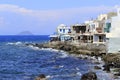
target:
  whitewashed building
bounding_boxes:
[111,8,120,37]
[56,24,71,41]
[57,24,71,35]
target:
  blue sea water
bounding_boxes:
[0,35,116,80]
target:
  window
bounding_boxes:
[63,29,65,33]
[68,29,71,32]
[99,36,103,42]
[60,29,62,32]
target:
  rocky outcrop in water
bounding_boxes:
[25,41,107,57]
[80,72,97,80]
[36,42,106,56]
[103,53,120,68]
[35,74,46,80]
[102,53,120,78]
[94,66,102,70]
[103,63,111,72]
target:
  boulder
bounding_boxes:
[103,63,110,72]
[114,72,120,76]
[64,46,71,51]
[94,66,102,70]
[59,45,64,50]
[114,63,120,68]
[81,72,97,80]
[35,74,46,80]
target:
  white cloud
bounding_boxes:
[0,4,116,21]
[0,4,118,35]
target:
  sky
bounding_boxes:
[0,0,120,35]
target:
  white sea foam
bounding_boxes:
[27,45,60,52]
[28,45,40,50]
[46,75,51,78]
[59,65,64,68]
[40,48,61,53]
[76,67,80,70]
[40,48,69,58]
[91,56,96,60]
[97,57,102,62]
[6,42,23,45]
[59,52,68,58]
[40,48,53,51]
[51,49,60,52]
[76,72,82,76]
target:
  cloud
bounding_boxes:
[0,4,118,35]
[0,4,116,21]
[0,4,62,21]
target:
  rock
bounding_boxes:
[25,43,30,46]
[103,63,110,72]
[83,57,88,60]
[37,44,44,48]
[59,45,64,50]
[113,68,120,72]
[114,72,120,76]
[64,46,71,51]
[35,74,46,80]
[94,66,102,70]
[114,75,119,79]
[80,72,97,80]
[93,62,101,64]
[113,63,120,68]
[54,65,64,68]
[103,53,120,67]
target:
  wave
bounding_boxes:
[27,45,61,52]
[28,45,40,50]
[59,52,69,58]
[76,72,82,76]
[39,48,69,58]
[40,48,61,52]
[40,48,53,51]
[6,42,23,45]
[48,71,82,79]
[7,42,69,58]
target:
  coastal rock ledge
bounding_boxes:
[27,41,107,56]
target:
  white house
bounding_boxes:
[56,24,71,41]
[85,20,95,33]
[85,20,104,34]
[57,24,71,35]
[111,8,120,37]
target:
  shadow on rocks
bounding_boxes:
[103,63,113,72]
[35,74,47,80]
[80,72,97,80]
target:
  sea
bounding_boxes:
[0,35,119,80]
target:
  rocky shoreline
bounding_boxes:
[25,42,120,80]
[26,41,107,56]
